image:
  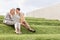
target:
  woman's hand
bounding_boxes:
[20,13,25,23]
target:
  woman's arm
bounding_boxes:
[5,13,11,20]
[20,13,25,24]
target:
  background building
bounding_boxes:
[26,4,60,20]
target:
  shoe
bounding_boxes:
[15,31,22,35]
[29,29,36,33]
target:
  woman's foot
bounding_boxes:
[15,31,22,34]
[16,32,22,34]
[28,29,36,33]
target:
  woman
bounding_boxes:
[3,8,21,34]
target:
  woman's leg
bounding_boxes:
[4,20,21,34]
[4,20,14,25]
[22,21,30,29]
[21,21,35,32]
[14,22,21,34]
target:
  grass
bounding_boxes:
[0,16,60,40]
[0,34,60,40]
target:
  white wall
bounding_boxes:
[26,4,60,20]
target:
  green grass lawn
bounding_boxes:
[0,16,60,40]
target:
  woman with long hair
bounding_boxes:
[3,8,21,34]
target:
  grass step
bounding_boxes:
[0,34,60,40]
[0,17,60,26]
[0,24,60,34]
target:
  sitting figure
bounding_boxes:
[16,8,36,32]
[3,8,21,34]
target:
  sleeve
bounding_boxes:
[4,13,11,20]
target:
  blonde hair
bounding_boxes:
[10,8,15,15]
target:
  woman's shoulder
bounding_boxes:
[6,12,10,15]
[20,12,24,15]
[5,12,11,17]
